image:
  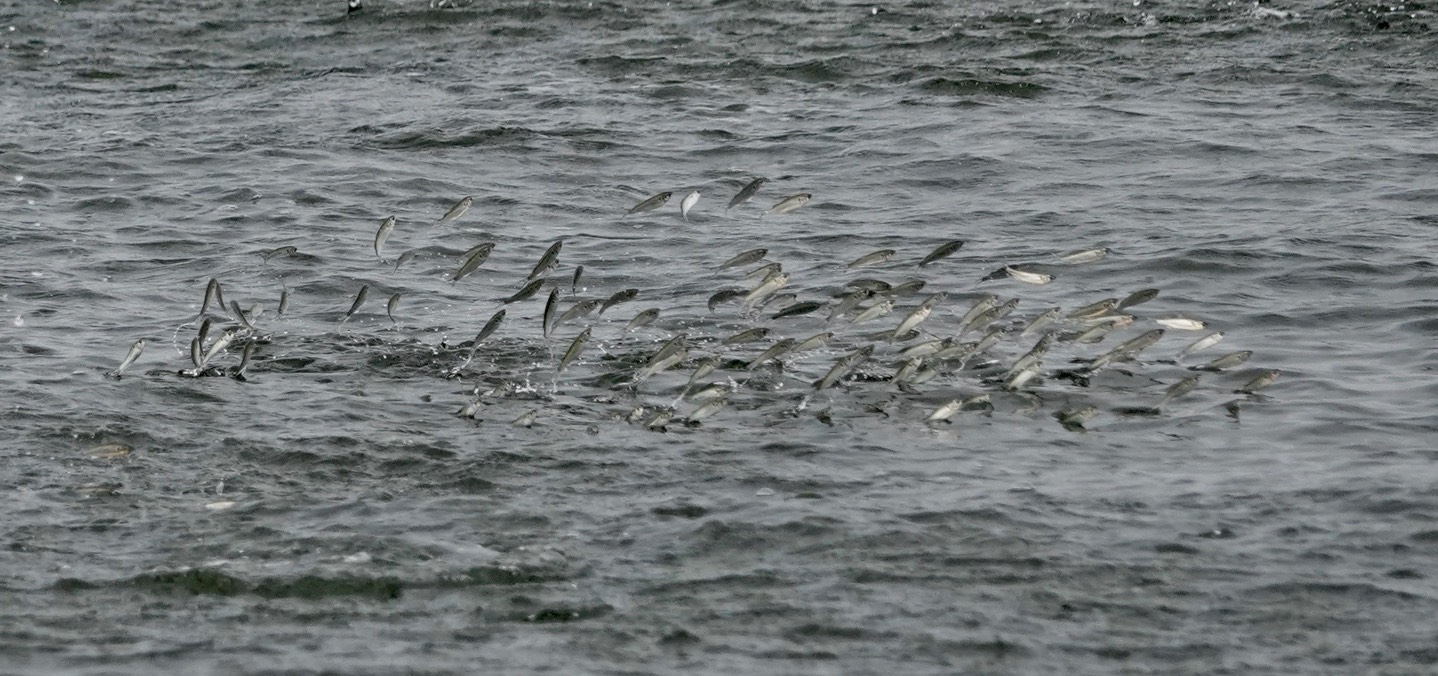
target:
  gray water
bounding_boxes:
[3,0,1437,673]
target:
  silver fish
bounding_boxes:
[723,327,770,346]
[1067,299,1118,320]
[1194,350,1253,372]
[1020,307,1061,337]
[557,327,592,373]
[1236,369,1280,394]
[846,278,891,293]
[685,383,730,406]
[887,280,927,297]
[571,265,584,294]
[744,262,784,284]
[792,332,834,354]
[900,338,951,360]
[386,293,401,324]
[956,294,1000,330]
[277,288,291,316]
[542,289,560,339]
[679,191,700,220]
[1006,267,1054,285]
[1158,374,1201,406]
[394,249,419,271]
[374,216,395,261]
[341,285,369,324]
[746,338,797,370]
[472,309,506,347]
[684,356,722,392]
[1058,247,1109,264]
[512,409,540,428]
[1117,288,1160,310]
[961,298,1018,336]
[105,339,145,379]
[742,272,790,309]
[847,249,896,269]
[556,299,602,328]
[189,336,202,369]
[686,396,729,423]
[1055,405,1098,428]
[1156,317,1206,331]
[230,301,256,331]
[726,177,765,210]
[1004,365,1042,392]
[197,318,213,348]
[528,241,563,281]
[504,279,545,304]
[771,301,824,319]
[766,193,811,215]
[813,344,874,390]
[757,292,798,312]
[261,245,297,261]
[636,346,689,383]
[892,293,944,339]
[850,299,894,324]
[200,329,237,368]
[645,408,675,430]
[452,242,496,282]
[707,288,747,312]
[626,191,672,215]
[1074,324,1114,345]
[624,308,661,333]
[1176,331,1225,361]
[828,289,874,322]
[199,278,223,321]
[599,288,639,315]
[720,248,767,270]
[926,399,964,425]
[892,357,924,385]
[918,240,964,267]
[438,195,473,224]
[232,341,255,380]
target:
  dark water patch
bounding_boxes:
[918,77,1046,98]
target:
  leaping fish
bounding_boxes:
[626,191,672,215]
[765,193,811,215]
[726,177,765,210]
[105,339,145,379]
[437,195,473,224]
[679,191,700,220]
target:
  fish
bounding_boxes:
[686,395,730,423]
[679,191,700,220]
[813,344,874,390]
[438,195,473,224]
[199,278,226,321]
[232,341,255,380]
[374,216,395,261]
[771,300,824,320]
[1158,374,1201,406]
[1054,405,1099,429]
[557,327,592,373]
[1006,267,1054,285]
[542,289,560,339]
[720,248,768,270]
[1020,307,1061,336]
[504,279,545,304]
[231,301,257,331]
[722,327,770,346]
[707,288,748,312]
[277,288,291,316]
[1117,288,1159,310]
[1058,247,1109,264]
[746,338,797,370]
[727,177,765,210]
[926,399,964,425]
[105,339,146,379]
[393,249,419,271]
[918,240,964,267]
[599,288,639,315]
[960,298,1018,336]
[684,383,730,406]
[624,308,661,333]
[684,356,722,392]
[556,299,602,328]
[528,241,563,281]
[512,409,540,428]
[626,191,672,215]
[452,242,495,282]
[846,278,892,294]
[742,272,790,310]
[473,309,506,346]
[1073,324,1115,345]
[892,357,924,385]
[850,299,894,324]
[828,289,874,322]
[892,293,944,339]
[847,249,896,269]
[261,245,297,261]
[1176,331,1225,361]
[900,338,952,360]
[196,318,213,348]
[340,285,369,325]
[1192,350,1253,372]
[644,408,675,431]
[571,265,584,293]
[1067,299,1118,320]
[887,280,927,297]
[756,292,798,312]
[1156,317,1206,331]
[386,293,401,324]
[765,193,811,215]
[636,335,690,383]
[744,262,784,284]
[792,332,834,354]
[1004,365,1042,391]
[1236,369,1280,394]
[189,336,202,369]
[200,329,237,368]
[956,294,1000,330]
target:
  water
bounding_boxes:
[3,0,1437,673]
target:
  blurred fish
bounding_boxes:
[892,293,944,339]
[887,280,927,297]
[200,329,237,368]
[1055,405,1098,429]
[1006,267,1054,285]
[918,240,964,267]
[1158,374,1201,406]
[556,299,601,329]
[848,249,896,269]
[571,265,584,293]
[744,262,784,284]
[1067,299,1117,319]
[771,300,824,319]
[850,299,894,324]
[626,191,672,215]
[1058,247,1109,264]
[386,293,401,324]
[742,272,790,309]
[393,249,418,271]
[723,327,770,345]
[528,241,562,281]
[1236,369,1280,394]
[766,193,811,215]
[474,309,506,346]
[846,278,891,293]
[686,396,729,424]
[1117,288,1159,310]
[558,328,592,373]
[105,339,145,379]
[1156,317,1206,331]
[261,245,297,261]
[452,242,495,282]
[726,177,765,210]
[1193,350,1253,372]
[599,288,639,315]
[1020,307,1061,336]
[512,409,540,428]
[231,301,256,331]
[542,289,560,339]
[679,191,700,220]
[1176,331,1224,361]
[708,288,747,312]
[792,332,833,354]
[278,288,291,316]
[374,216,395,261]
[720,248,767,270]
[438,195,473,224]
[814,344,874,390]
[828,289,874,321]
[232,341,255,381]
[747,338,796,370]
[926,399,963,425]
[340,285,369,325]
[957,294,1000,329]
[624,308,661,333]
[504,279,544,304]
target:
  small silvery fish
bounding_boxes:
[261,245,297,261]
[744,262,784,284]
[892,293,944,339]
[557,327,592,373]
[792,332,833,354]
[626,191,672,215]
[200,329,237,368]
[571,265,583,294]
[708,288,747,312]
[720,248,767,270]
[394,249,419,271]
[1158,374,1201,406]
[757,292,798,312]
[742,272,790,309]
[1020,307,1061,336]
[1006,267,1054,285]
[1058,247,1109,264]
[232,341,255,380]
[1067,299,1118,319]
[727,177,765,210]
[189,336,202,369]
[1055,406,1099,429]
[624,308,661,333]
[528,241,563,281]
[746,337,796,370]
[512,409,540,428]
[766,193,811,215]
[277,288,291,316]
[386,292,401,324]
[599,288,639,315]
[926,399,964,425]
[900,338,950,360]
[846,278,891,293]
[813,344,874,390]
[1156,317,1206,331]
[1194,350,1253,372]
[771,300,824,319]
[1236,369,1280,394]
[887,280,927,297]
[918,240,964,267]
[374,216,395,261]
[686,396,729,424]
[684,356,722,393]
[1004,364,1041,391]
[679,191,700,220]
[542,289,561,338]
[197,318,213,348]
[685,382,729,406]
[645,408,675,430]
[474,309,506,346]
[636,347,688,383]
[557,299,602,328]
[828,289,874,322]
[438,195,473,224]
[1117,288,1160,310]
[847,249,896,269]
[723,327,770,346]
[105,339,145,379]
[230,301,256,331]
[504,279,545,304]
[1074,324,1115,345]
[957,294,1000,329]
[341,285,369,325]
[452,242,495,282]
[1176,331,1225,361]
[199,278,222,321]
[892,357,924,385]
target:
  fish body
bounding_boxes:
[341,285,369,324]
[262,245,297,261]
[742,272,790,309]
[747,338,797,370]
[474,309,506,346]
[1021,307,1061,337]
[1067,299,1118,320]
[828,289,874,321]
[557,328,591,373]
[723,327,770,345]
[847,249,896,269]
[278,289,291,316]
[1006,267,1054,285]
[105,339,146,379]
[1158,374,1201,406]
[918,240,964,267]
[386,293,401,324]
[720,248,768,270]
[571,266,584,293]
[626,191,672,215]
[956,294,1000,330]
[624,308,661,333]
[599,288,639,315]
[438,195,473,223]
[887,280,927,297]
[200,329,237,368]
[1055,405,1099,428]
[1117,288,1160,310]
[542,289,561,339]
[1156,317,1206,331]
[771,300,824,319]
[1194,350,1253,372]
[813,344,874,390]
[512,409,540,428]
[926,399,963,424]
[686,396,729,424]
[1059,247,1109,264]
[792,332,834,354]
[557,299,601,329]
[1004,365,1042,391]
[707,288,747,312]
[850,299,894,324]
[1176,331,1225,361]
[452,242,496,282]
[374,216,395,261]
[727,177,765,210]
[679,191,700,220]
[1237,369,1280,394]
[528,241,563,281]
[504,279,545,304]
[892,293,944,339]
[766,193,811,215]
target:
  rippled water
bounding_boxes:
[3,0,1437,673]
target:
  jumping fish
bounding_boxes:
[828,289,874,322]
[1117,288,1159,310]
[452,242,495,282]
[1058,247,1109,264]
[1158,374,1201,406]
[438,195,473,224]
[686,396,729,424]
[746,337,797,370]
[232,341,255,381]
[850,299,894,324]
[1067,299,1117,320]
[679,191,700,220]
[847,249,896,269]
[393,249,419,271]
[278,288,290,316]
[1020,307,1061,336]
[230,301,256,331]
[261,246,297,261]
[814,344,874,390]
[723,327,770,346]
[199,329,237,369]
[556,299,601,329]
[374,216,395,261]
[557,327,591,373]
[887,280,927,297]
[708,288,747,312]
[771,300,824,319]
[504,279,545,304]
[1176,331,1225,361]
[918,240,964,267]
[792,332,834,354]
[542,288,560,339]
[720,248,767,270]
[512,409,540,428]
[1156,317,1206,331]
[386,293,401,324]
[744,262,784,284]
[1236,369,1280,394]
[571,265,584,293]
[726,177,765,210]
[1193,350,1253,372]
[624,308,661,333]
[105,339,145,379]
[626,191,672,215]
[926,399,964,425]
[340,285,369,325]
[1006,267,1054,285]
[599,288,639,315]
[891,293,944,339]
[765,193,811,215]
[956,294,1000,330]
[528,241,563,281]
[742,272,790,309]
[1055,405,1098,429]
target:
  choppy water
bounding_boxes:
[3,0,1437,673]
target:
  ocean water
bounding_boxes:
[2,0,1436,673]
